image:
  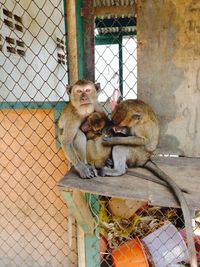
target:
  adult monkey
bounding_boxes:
[101,99,197,267]
[82,110,189,190]
[58,79,103,179]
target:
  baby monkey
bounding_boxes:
[101,99,197,267]
[81,111,112,169]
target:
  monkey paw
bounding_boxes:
[106,158,113,168]
[75,163,97,179]
[98,168,106,177]
[102,136,113,145]
[87,164,98,177]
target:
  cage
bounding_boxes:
[0,0,200,267]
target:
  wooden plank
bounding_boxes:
[81,5,137,17]
[67,0,78,83]
[77,225,85,267]
[58,157,200,209]
[60,190,95,235]
[84,194,100,267]
[85,234,100,267]
[60,191,100,267]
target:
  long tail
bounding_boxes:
[145,160,197,267]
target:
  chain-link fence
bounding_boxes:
[97,196,193,267]
[0,0,75,266]
[0,0,199,267]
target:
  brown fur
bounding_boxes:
[101,99,159,176]
[58,79,103,179]
[81,112,112,169]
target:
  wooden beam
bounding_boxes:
[85,234,100,267]
[67,0,78,83]
[83,0,95,81]
[58,157,200,209]
[77,225,86,267]
[60,190,95,235]
[81,4,137,17]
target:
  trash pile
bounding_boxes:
[99,196,200,267]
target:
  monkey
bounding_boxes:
[100,99,159,176]
[58,79,103,179]
[81,110,189,190]
[100,99,197,267]
[80,111,112,169]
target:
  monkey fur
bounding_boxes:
[81,111,112,169]
[58,79,103,179]
[81,111,190,192]
[101,99,197,267]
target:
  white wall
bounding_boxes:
[95,36,137,103]
[0,0,68,102]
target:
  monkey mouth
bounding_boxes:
[113,126,128,135]
[80,102,92,106]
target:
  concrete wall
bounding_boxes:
[138,0,200,157]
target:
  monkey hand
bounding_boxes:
[102,136,124,145]
[98,167,106,177]
[102,136,115,145]
[86,164,98,177]
[74,162,97,179]
[106,158,114,168]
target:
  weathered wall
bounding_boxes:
[137,0,200,157]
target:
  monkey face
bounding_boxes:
[121,112,142,127]
[89,116,106,133]
[70,83,98,116]
[72,85,97,105]
[111,99,146,130]
[81,112,108,138]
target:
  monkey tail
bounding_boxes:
[145,160,198,267]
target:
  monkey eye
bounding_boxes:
[132,113,141,120]
[85,88,91,94]
[75,89,82,94]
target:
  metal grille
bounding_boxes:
[0,0,76,266]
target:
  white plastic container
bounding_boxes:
[142,223,189,267]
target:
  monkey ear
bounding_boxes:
[95,83,101,93]
[66,85,72,95]
[132,113,141,120]
[112,103,127,125]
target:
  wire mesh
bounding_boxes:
[0,0,76,266]
[97,196,195,267]
[0,0,199,267]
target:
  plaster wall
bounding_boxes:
[138,0,200,156]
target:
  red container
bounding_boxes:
[112,237,149,267]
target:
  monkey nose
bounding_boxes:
[81,94,87,101]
